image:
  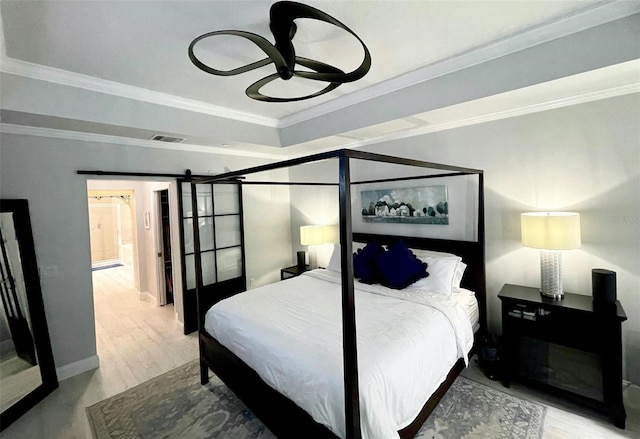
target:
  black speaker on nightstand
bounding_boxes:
[592,268,617,309]
[297,251,306,270]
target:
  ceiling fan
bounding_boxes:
[188,1,372,103]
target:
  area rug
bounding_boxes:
[87,359,545,439]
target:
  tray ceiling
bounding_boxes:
[1,1,638,156]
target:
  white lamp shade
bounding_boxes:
[300,225,326,245]
[322,225,339,244]
[521,212,581,250]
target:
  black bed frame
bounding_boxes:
[191,149,486,439]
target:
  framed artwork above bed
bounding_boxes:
[353,172,479,242]
[360,185,448,224]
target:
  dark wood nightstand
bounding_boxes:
[280,264,310,280]
[498,283,627,428]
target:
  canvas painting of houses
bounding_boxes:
[361,186,448,224]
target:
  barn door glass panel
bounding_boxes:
[201,251,217,285]
[214,216,241,249]
[217,247,242,282]
[199,217,215,251]
[185,254,195,290]
[183,219,194,254]
[214,184,239,215]
[178,180,245,334]
[181,184,193,218]
[196,185,214,216]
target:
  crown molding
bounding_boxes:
[0,56,279,128]
[0,123,285,160]
[3,80,637,160]
[288,81,640,158]
[278,0,640,128]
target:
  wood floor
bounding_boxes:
[1,264,198,438]
[1,264,638,438]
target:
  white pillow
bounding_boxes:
[326,242,366,272]
[327,243,342,272]
[409,247,467,293]
[407,256,466,296]
[409,247,460,261]
[452,261,467,292]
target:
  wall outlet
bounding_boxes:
[249,278,255,287]
[39,265,58,278]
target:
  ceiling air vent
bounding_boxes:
[150,134,185,143]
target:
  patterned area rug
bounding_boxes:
[416,375,545,439]
[87,359,545,439]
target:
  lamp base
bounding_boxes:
[539,250,564,300]
[308,246,318,269]
[540,290,564,300]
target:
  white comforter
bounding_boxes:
[205,269,474,439]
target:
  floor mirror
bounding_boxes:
[0,199,57,431]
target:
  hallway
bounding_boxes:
[92,264,196,387]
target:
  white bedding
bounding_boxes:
[205,269,475,439]
[454,288,480,333]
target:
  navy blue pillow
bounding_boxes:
[374,240,428,289]
[353,241,385,283]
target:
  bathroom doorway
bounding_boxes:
[87,190,135,270]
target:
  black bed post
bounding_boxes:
[477,172,488,334]
[190,180,208,385]
[338,153,362,439]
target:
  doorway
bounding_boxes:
[86,180,191,382]
[157,189,173,305]
[87,191,134,270]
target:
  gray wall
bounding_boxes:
[289,93,640,384]
[0,134,292,373]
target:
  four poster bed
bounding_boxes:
[190,150,486,439]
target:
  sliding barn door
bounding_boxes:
[177,180,246,334]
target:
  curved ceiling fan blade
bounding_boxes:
[188,30,286,76]
[246,73,341,102]
[295,57,344,74]
[294,56,347,83]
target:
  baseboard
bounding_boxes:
[139,290,157,304]
[56,355,100,381]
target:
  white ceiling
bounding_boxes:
[1,0,639,157]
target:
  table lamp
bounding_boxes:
[521,212,581,299]
[300,225,326,269]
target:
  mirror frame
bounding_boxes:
[0,199,58,431]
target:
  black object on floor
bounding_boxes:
[479,334,502,381]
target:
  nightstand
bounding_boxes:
[280,264,310,280]
[498,283,627,428]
